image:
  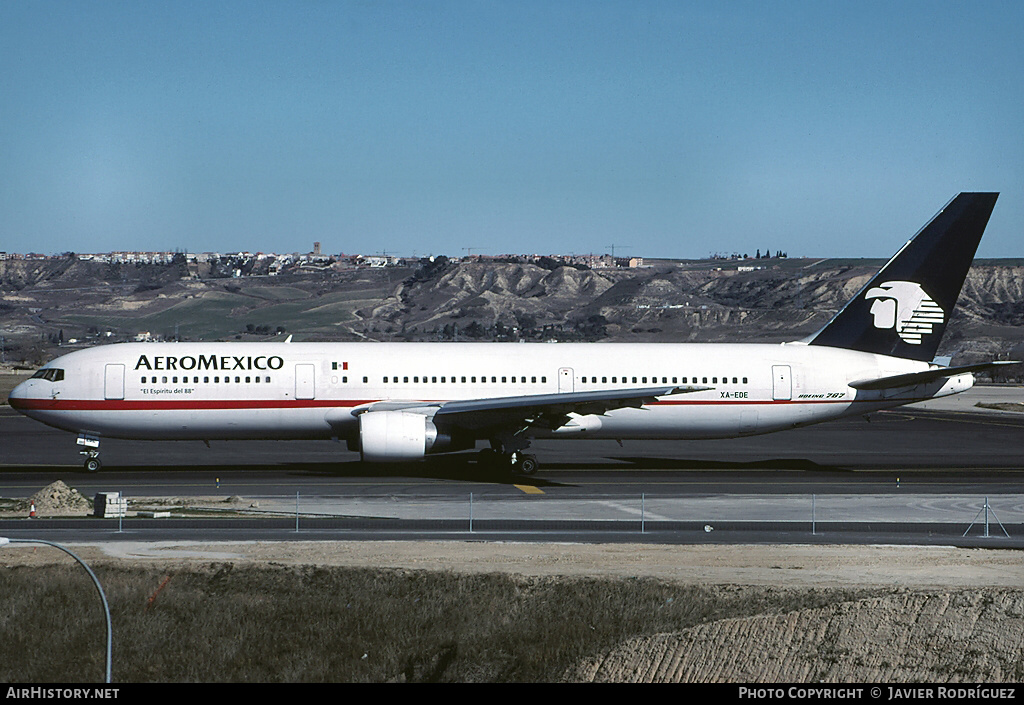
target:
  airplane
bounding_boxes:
[8,192,1017,476]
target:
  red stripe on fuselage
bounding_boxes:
[9,398,375,411]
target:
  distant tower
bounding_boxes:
[313,242,321,256]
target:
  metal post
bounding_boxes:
[295,491,299,533]
[641,493,645,534]
[812,493,816,536]
[985,496,990,538]
[0,537,112,683]
[469,492,474,533]
[963,496,1010,538]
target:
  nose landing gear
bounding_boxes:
[77,434,102,473]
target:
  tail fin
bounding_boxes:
[807,192,998,361]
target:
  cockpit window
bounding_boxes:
[30,368,64,382]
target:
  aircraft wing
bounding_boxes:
[849,361,1021,391]
[354,385,711,432]
[432,385,710,431]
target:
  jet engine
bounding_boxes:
[358,410,438,462]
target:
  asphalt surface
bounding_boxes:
[2,388,1024,546]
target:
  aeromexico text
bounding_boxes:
[134,354,285,372]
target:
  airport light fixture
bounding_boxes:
[0,537,112,683]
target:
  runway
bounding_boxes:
[2,387,1024,546]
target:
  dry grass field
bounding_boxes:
[1,541,1022,683]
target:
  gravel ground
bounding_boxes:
[1,539,1019,590]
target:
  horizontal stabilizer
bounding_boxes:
[849,361,1021,391]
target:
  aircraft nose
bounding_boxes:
[7,378,30,411]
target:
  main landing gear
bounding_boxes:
[478,448,540,476]
[479,434,540,476]
[511,452,539,476]
[77,434,102,473]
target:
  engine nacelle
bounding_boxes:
[358,411,438,463]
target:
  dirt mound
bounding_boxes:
[564,589,1024,683]
[29,481,92,517]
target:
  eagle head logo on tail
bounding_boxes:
[865,280,945,345]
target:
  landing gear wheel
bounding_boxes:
[514,454,539,476]
[84,457,102,473]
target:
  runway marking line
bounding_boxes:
[514,484,544,494]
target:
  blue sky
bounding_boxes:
[2,1,1022,259]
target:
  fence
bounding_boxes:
[25,491,1013,540]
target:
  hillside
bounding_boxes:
[2,256,1023,369]
[565,590,1024,683]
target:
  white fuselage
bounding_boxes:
[9,341,972,444]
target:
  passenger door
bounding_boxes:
[104,364,125,400]
[295,364,316,400]
[772,365,792,401]
[558,367,574,393]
